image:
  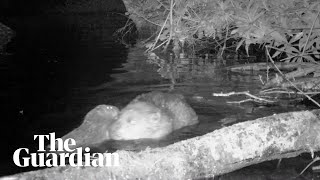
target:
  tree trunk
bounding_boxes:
[6,109,320,180]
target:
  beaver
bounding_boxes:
[109,91,198,140]
[53,105,119,150]
[56,91,198,149]
[108,101,173,140]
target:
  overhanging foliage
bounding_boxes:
[122,0,320,61]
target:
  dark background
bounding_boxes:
[0,0,128,175]
[0,0,126,16]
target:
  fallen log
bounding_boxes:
[4,109,320,180]
[263,76,320,91]
[228,62,314,72]
[263,64,320,89]
[282,66,320,79]
[279,77,320,91]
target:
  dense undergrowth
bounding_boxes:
[120,0,320,61]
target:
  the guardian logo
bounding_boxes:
[13,133,119,167]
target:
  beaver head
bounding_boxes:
[108,101,173,140]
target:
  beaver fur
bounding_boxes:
[109,91,198,140]
[52,105,119,150]
[56,91,198,148]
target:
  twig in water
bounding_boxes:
[213,91,275,103]
[299,156,320,175]
[227,99,255,104]
[259,75,265,85]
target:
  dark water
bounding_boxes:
[0,14,315,179]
